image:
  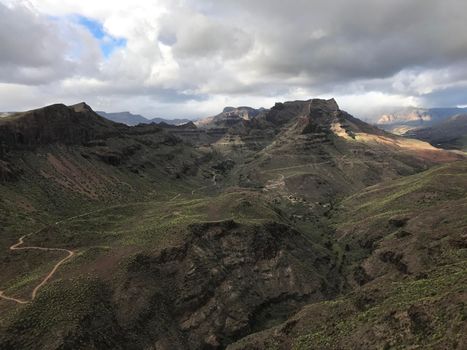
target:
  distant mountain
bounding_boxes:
[375,107,467,134]
[97,110,191,126]
[150,116,192,125]
[96,111,148,126]
[195,106,266,128]
[406,114,467,151]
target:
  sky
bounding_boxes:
[1,0,467,121]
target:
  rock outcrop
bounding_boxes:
[118,221,340,349]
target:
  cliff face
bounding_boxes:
[137,221,338,349]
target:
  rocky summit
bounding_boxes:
[0,98,465,350]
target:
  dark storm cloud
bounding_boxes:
[421,84,467,108]
[192,0,467,90]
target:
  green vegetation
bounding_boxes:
[293,262,466,350]
[0,101,465,349]
[0,278,124,349]
[228,160,467,350]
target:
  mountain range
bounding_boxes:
[96,110,191,126]
[405,114,467,151]
[375,106,467,134]
[195,106,266,129]
[0,99,465,349]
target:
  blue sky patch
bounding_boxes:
[76,15,126,57]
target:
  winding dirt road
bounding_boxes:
[0,229,75,305]
[0,203,164,305]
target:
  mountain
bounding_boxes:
[97,110,192,126]
[96,111,150,126]
[0,102,212,189]
[223,98,461,205]
[195,106,265,129]
[0,103,123,147]
[229,160,467,349]
[405,114,467,151]
[0,99,464,350]
[375,107,467,134]
[150,116,192,125]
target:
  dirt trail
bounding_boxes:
[264,174,285,191]
[0,231,75,305]
[170,193,181,201]
[0,203,156,305]
[0,291,28,304]
[0,208,108,305]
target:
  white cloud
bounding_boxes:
[333,92,422,120]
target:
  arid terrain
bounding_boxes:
[0,99,465,349]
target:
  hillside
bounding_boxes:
[222,99,461,204]
[0,99,464,349]
[229,160,467,349]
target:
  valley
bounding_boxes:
[0,99,465,349]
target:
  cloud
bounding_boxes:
[1,0,467,120]
[0,1,102,84]
[0,2,71,84]
[75,15,127,57]
[419,83,467,108]
[159,9,252,60]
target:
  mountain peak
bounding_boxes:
[70,102,93,113]
[265,98,341,128]
[310,98,339,111]
[196,106,264,128]
[0,102,121,150]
